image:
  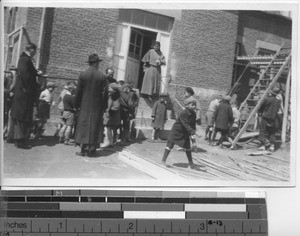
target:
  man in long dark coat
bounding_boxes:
[74,54,108,157]
[10,43,39,149]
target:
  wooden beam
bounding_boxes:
[16,27,24,66]
[281,67,291,144]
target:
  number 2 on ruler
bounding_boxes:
[128,222,134,230]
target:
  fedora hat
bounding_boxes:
[87,53,102,63]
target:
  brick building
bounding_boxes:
[3,8,292,121]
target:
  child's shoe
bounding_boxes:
[258,145,266,151]
[58,137,64,143]
[268,145,275,152]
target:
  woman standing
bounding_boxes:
[141,41,166,98]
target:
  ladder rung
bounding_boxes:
[244,105,256,109]
[246,99,258,102]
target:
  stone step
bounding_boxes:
[133,116,175,140]
[136,95,176,120]
[135,117,175,129]
[134,127,170,140]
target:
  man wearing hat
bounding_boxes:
[257,86,281,152]
[74,53,108,157]
[10,43,40,148]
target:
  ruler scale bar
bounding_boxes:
[0,190,268,235]
[0,218,268,233]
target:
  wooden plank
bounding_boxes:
[240,159,289,179]
[281,67,291,143]
[194,155,250,181]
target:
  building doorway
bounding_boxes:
[125,27,157,90]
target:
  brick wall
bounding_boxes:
[17,9,291,125]
[42,8,119,79]
[167,10,238,124]
[27,8,120,122]
[235,11,292,109]
[238,11,292,56]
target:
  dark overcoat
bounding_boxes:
[214,100,234,130]
[168,108,196,148]
[11,52,38,123]
[151,100,167,130]
[74,67,108,145]
[258,95,281,121]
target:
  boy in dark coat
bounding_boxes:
[119,83,139,144]
[160,97,199,169]
[151,94,168,140]
[257,86,281,152]
[213,95,234,148]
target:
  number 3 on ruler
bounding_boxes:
[200,223,205,230]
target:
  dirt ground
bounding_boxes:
[2,122,291,186]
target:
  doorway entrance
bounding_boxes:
[125,27,157,90]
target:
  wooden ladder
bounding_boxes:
[231,44,291,148]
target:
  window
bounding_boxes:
[258,48,276,56]
[128,30,143,60]
[119,9,173,32]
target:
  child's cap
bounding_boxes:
[46,81,57,88]
[109,82,119,90]
[184,96,197,106]
[122,82,133,90]
[185,87,194,95]
[223,95,231,101]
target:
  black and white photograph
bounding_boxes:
[0,1,297,187]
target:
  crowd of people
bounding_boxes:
[3,44,139,157]
[3,42,284,163]
[160,85,284,169]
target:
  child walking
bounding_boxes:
[151,94,168,140]
[37,81,56,137]
[160,97,200,169]
[58,83,76,145]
